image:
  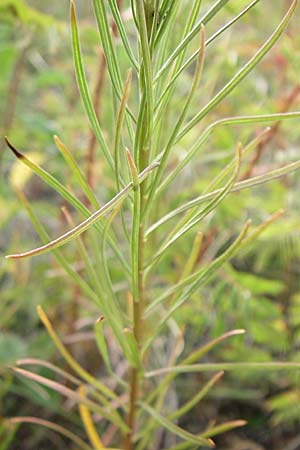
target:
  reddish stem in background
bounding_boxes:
[240,84,300,181]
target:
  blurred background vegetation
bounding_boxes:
[1,1,300,449]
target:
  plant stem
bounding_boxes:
[124,1,154,447]
[124,119,148,450]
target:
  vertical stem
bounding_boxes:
[124,1,154,449]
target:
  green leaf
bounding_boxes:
[157,111,300,196]
[154,0,260,114]
[5,159,158,260]
[6,417,91,450]
[175,0,297,143]
[169,371,224,421]
[12,367,129,432]
[70,0,113,169]
[144,25,205,219]
[54,135,100,210]
[107,0,138,70]
[146,362,300,378]
[148,158,300,237]
[4,137,128,272]
[94,318,112,373]
[155,0,231,81]
[139,402,214,447]
[148,144,242,267]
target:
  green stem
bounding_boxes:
[124,3,154,449]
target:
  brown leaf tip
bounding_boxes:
[4,137,24,160]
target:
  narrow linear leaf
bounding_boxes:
[143,221,250,353]
[139,402,214,448]
[175,0,297,143]
[155,0,260,112]
[155,0,230,81]
[92,0,136,127]
[181,330,246,366]
[12,368,128,432]
[107,0,138,70]
[7,417,92,450]
[14,188,101,306]
[168,420,246,450]
[135,0,153,137]
[148,152,300,236]
[70,1,113,169]
[201,420,247,439]
[126,148,141,303]
[136,373,223,443]
[114,70,132,191]
[54,135,100,209]
[16,358,81,386]
[78,385,105,450]
[4,137,128,272]
[148,144,242,267]
[37,305,117,401]
[94,317,112,373]
[146,362,300,378]
[144,25,206,219]
[204,126,271,194]
[158,110,300,196]
[5,161,158,259]
[170,372,224,422]
[145,331,244,408]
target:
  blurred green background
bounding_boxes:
[1,1,300,449]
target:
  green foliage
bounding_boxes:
[1,1,300,449]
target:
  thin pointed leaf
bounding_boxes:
[147,159,300,236]
[114,70,132,191]
[7,417,92,450]
[155,0,230,81]
[70,1,113,169]
[153,111,300,203]
[16,358,81,386]
[107,0,138,70]
[78,385,105,450]
[175,0,297,143]
[139,402,214,447]
[137,372,224,443]
[4,137,129,272]
[94,318,112,373]
[181,330,246,366]
[169,372,224,421]
[148,144,242,267]
[126,148,141,303]
[201,420,247,439]
[168,420,246,450]
[12,368,129,432]
[144,331,244,409]
[143,221,250,353]
[155,0,260,112]
[92,0,136,127]
[134,0,154,136]
[14,188,101,307]
[54,135,100,209]
[145,362,300,378]
[5,161,158,259]
[37,306,117,400]
[144,25,206,219]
